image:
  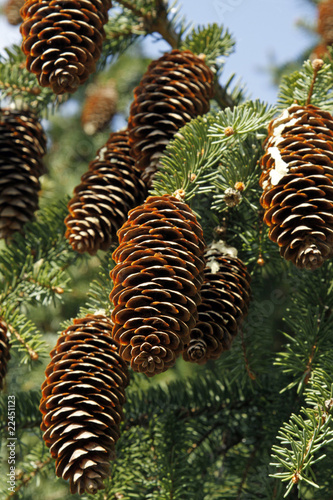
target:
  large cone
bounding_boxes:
[260,104,333,270]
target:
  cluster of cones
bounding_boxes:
[1,1,333,495]
[38,48,253,494]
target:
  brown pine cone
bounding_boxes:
[4,0,24,25]
[128,49,214,183]
[110,194,206,376]
[40,315,129,495]
[81,81,118,135]
[20,0,112,95]
[318,0,333,46]
[183,245,251,365]
[259,104,333,270]
[0,320,11,390]
[0,108,47,239]
[65,130,147,255]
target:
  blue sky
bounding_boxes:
[141,0,318,104]
[0,0,317,105]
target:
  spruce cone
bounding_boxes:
[259,104,333,270]
[183,246,251,364]
[128,49,214,183]
[110,194,206,376]
[20,0,112,95]
[318,0,333,46]
[40,315,129,495]
[0,320,10,390]
[65,130,147,255]
[0,108,47,239]
[4,0,24,25]
[81,81,118,135]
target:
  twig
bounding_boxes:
[240,327,256,381]
[7,323,39,361]
[306,58,324,105]
[6,456,53,499]
[213,79,236,110]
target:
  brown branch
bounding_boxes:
[213,79,236,110]
[6,456,53,499]
[23,274,64,296]
[187,420,223,456]
[116,0,143,17]
[7,323,39,361]
[240,327,256,381]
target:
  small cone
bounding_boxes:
[183,246,251,364]
[40,315,129,495]
[4,0,24,25]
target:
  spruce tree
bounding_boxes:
[0,1,333,499]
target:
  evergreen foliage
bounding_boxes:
[0,1,333,499]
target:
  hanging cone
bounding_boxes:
[259,104,333,270]
[0,320,11,390]
[110,194,206,377]
[3,0,24,25]
[128,49,214,183]
[0,108,47,240]
[81,80,118,135]
[65,130,147,255]
[20,0,112,94]
[40,315,129,495]
[318,0,333,46]
[183,245,251,364]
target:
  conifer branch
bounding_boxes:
[270,369,333,496]
[277,58,333,111]
[7,323,39,361]
[6,456,53,500]
[151,113,221,202]
[240,328,256,381]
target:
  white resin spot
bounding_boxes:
[268,146,289,185]
[271,108,300,141]
[97,145,108,162]
[206,240,238,273]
